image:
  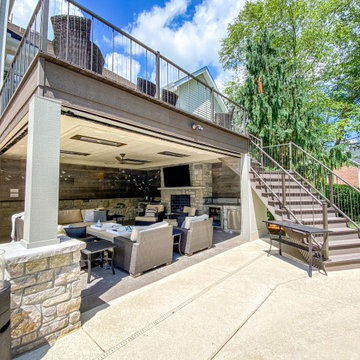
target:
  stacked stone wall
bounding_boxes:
[4,242,84,356]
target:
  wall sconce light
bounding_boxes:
[191,123,203,131]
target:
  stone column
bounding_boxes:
[240,154,267,241]
[0,239,86,356]
[22,96,62,249]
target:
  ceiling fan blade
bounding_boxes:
[122,161,145,165]
[124,158,150,163]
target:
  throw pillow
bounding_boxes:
[145,206,158,217]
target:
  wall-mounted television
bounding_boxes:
[163,165,191,187]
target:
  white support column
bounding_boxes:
[21,95,62,249]
[240,154,268,241]
[0,0,10,88]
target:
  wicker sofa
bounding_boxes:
[14,209,107,241]
[176,215,213,256]
[113,221,173,277]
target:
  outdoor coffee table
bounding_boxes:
[81,239,116,283]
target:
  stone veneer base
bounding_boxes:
[0,238,86,356]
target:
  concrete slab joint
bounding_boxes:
[0,239,85,356]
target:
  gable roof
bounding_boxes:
[172,66,219,91]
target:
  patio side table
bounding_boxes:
[81,240,116,283]
[172,228,184,254]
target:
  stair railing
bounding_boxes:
[250,140,328,258]
[263,142,360,237]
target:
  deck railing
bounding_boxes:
[263,142,360,235]
[0,0,247,135]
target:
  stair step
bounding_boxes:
[264,196,322,210]
[275,207,335,215]
[315,227,359,240]
[325,253,360,270]
[255,184,309,190]
[328,239,360,255]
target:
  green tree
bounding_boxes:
[220,0,360,150]
[241,31,321,149]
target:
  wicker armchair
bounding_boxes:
[215,107,235,130]
[162,89,178,106]
[137,78,156,97]
[176,216,213,256]
[114,223,173,277]
[51,15,104,74]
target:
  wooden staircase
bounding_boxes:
[249,138,360,272]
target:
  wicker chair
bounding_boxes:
[114,223,173,277]
[137,78,156,97]
[51,15,104,74]
[215,107,235,130]
[176,216,213,256]
[162,89,178,106]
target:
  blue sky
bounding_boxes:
[11,0,246,91]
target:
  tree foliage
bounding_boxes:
[220,0,360,159]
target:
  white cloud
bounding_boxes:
[11,0,82,29]
[11,0,246,91]
[129,0,246,90]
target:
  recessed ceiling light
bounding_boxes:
[60,150,90,156]
[157,151,189,157]
[71,135,126,147]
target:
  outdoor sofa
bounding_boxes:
[113,221,173,277]
[14,209,107,241]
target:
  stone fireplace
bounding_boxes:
[159,163,212,214]
[171,195,190,212]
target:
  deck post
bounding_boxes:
[322,201,329,260]
[0,0,10,89]
[40,0,50,52]
[155,51,160,100]
[240,154,267,241]
[21,95,62,248]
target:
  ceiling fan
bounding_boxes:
[115,153,149,165]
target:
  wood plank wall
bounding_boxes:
[0,158,160,242]
[212,163,240,198]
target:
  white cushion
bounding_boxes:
[130,221,169,241]
[183,214,209,229]
[83,209,96,222]
[146,204,164,212]
[183,206,197,216]
[135,216,157,222]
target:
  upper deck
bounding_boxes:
[0,0,248,158]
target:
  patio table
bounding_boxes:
[81,239,116,283]
[264,220,332,277]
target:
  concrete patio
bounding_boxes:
[15,239,360,360]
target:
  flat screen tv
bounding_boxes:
[163,165,191,187]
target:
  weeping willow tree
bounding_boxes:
[232,31,351,169]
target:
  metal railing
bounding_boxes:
[0,0,247,135]
[250,140,328,258]
[0,0,45,112]
[263,142,360,235]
